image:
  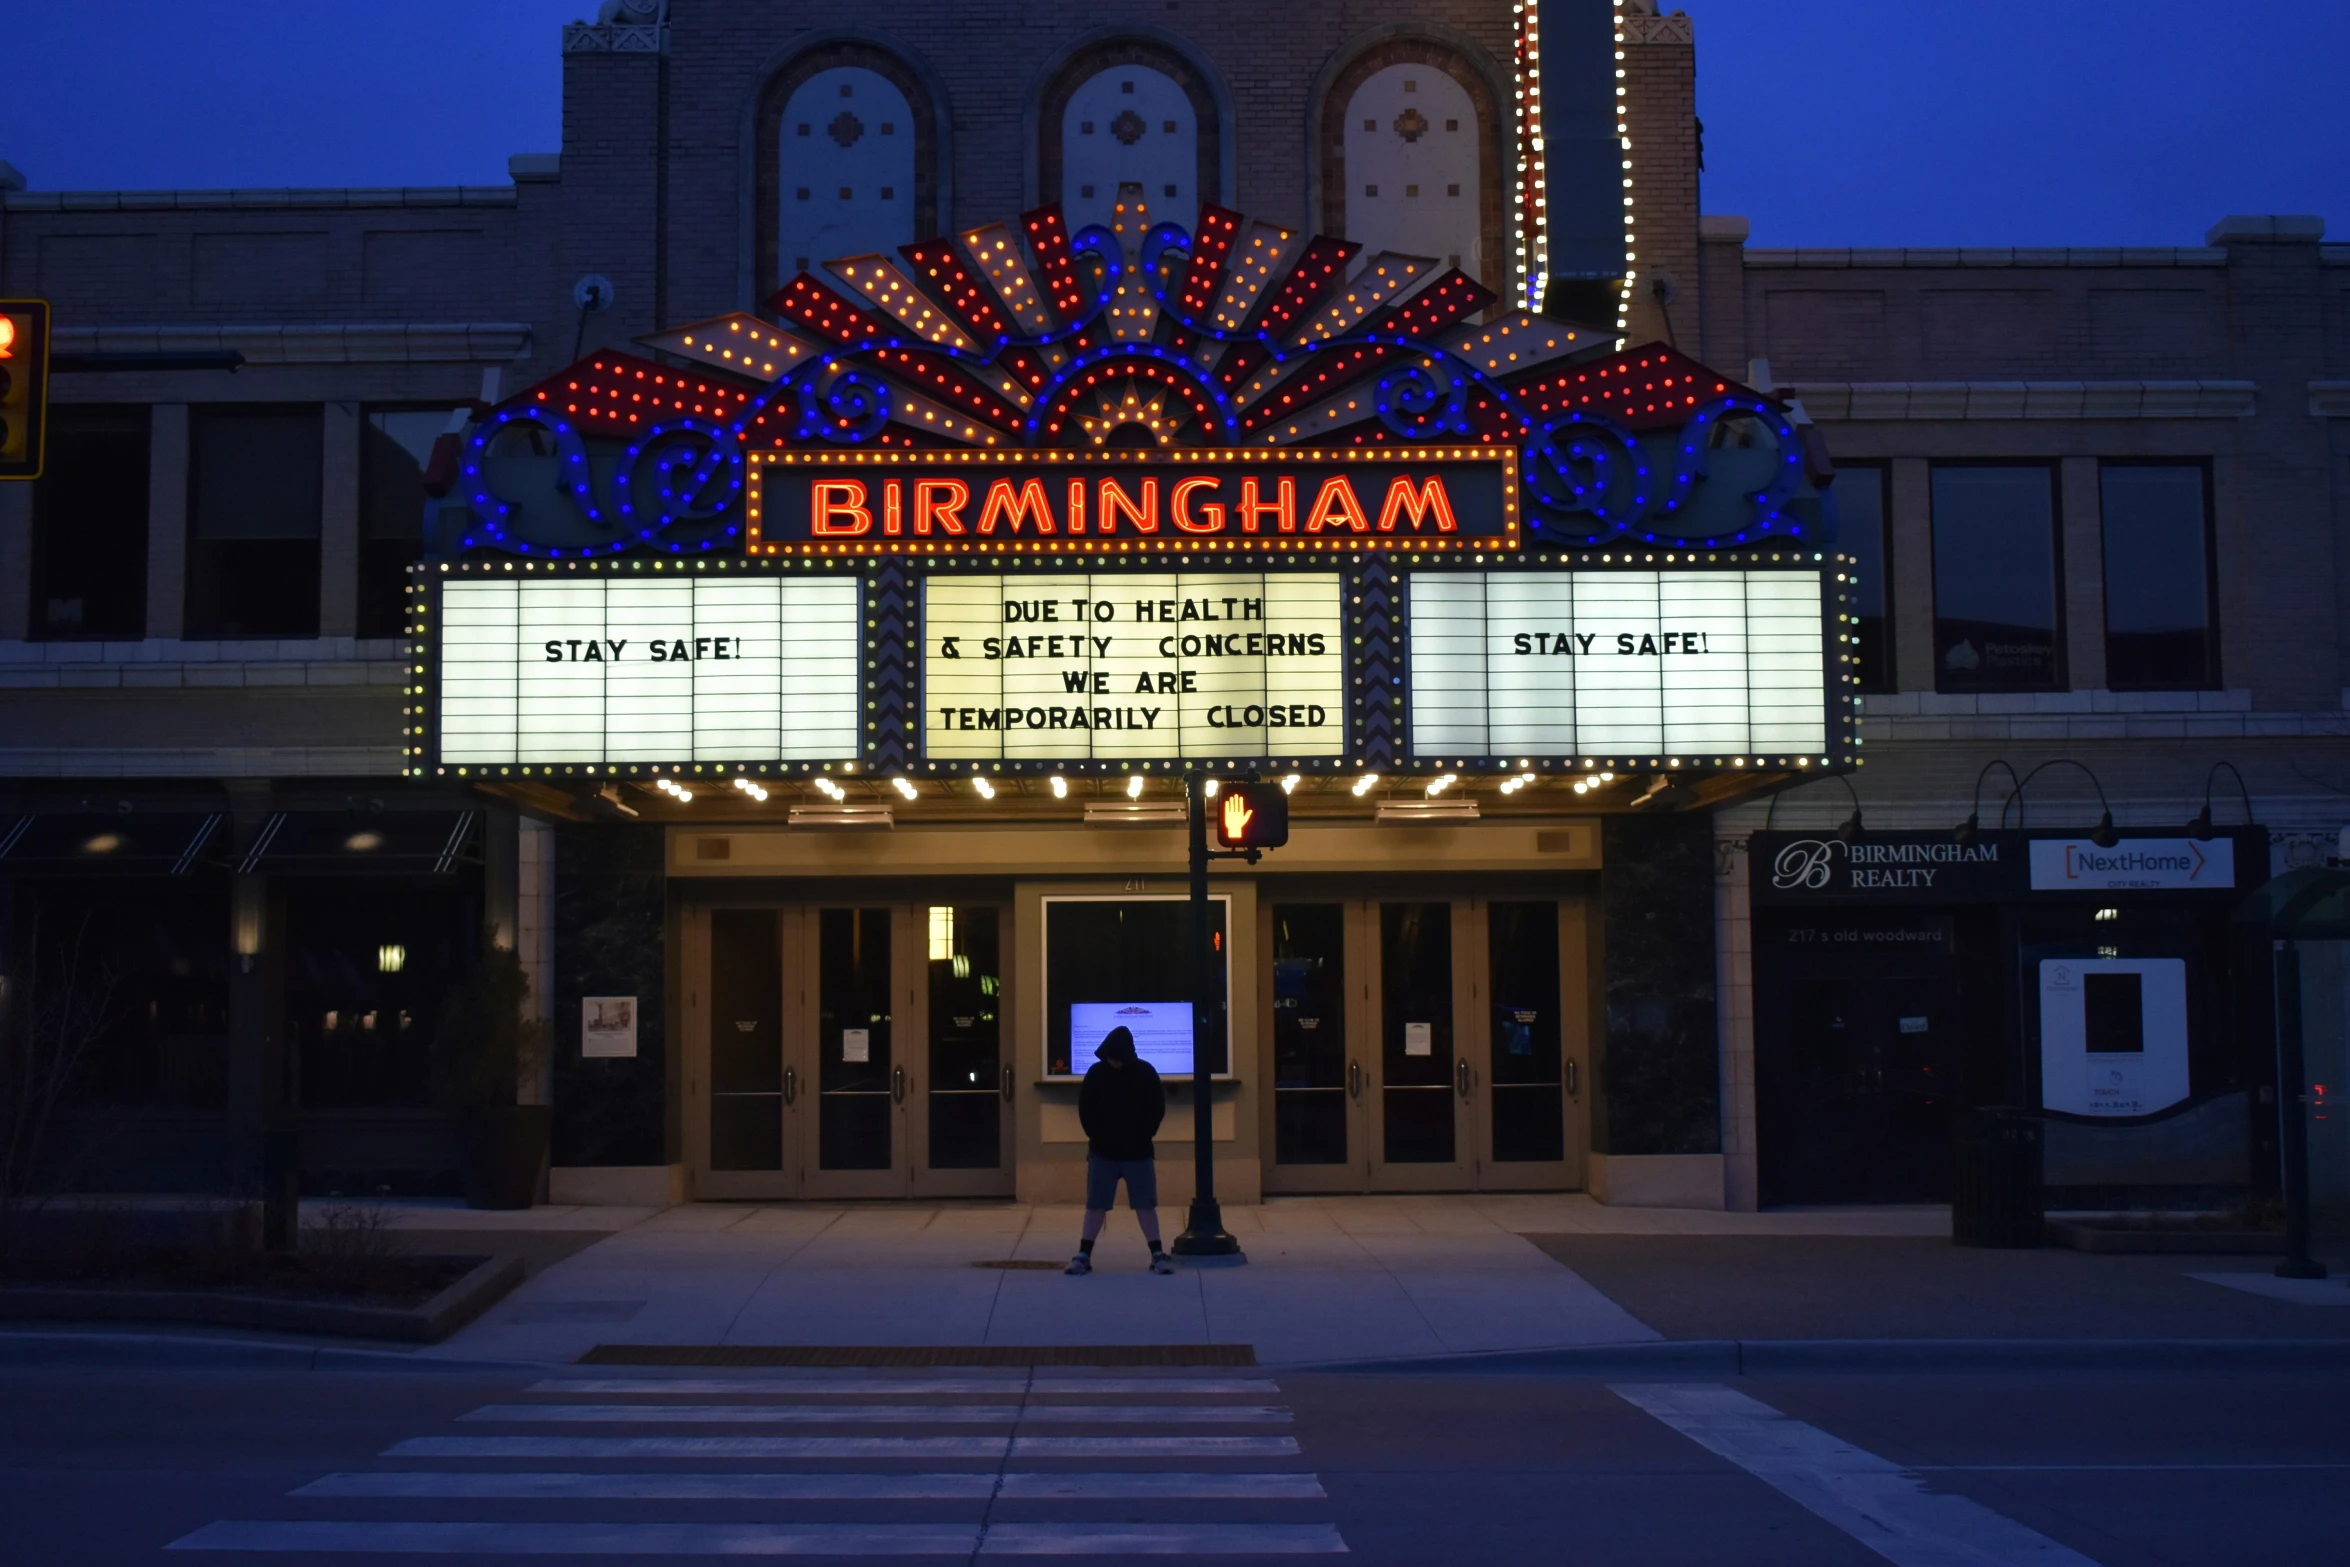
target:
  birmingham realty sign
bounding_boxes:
[1750,830,2257,905]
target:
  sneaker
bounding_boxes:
[1149,1253,1176,1275]
[1064,1253,1092,1275]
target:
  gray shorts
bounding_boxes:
[1085,1155,1158,1211]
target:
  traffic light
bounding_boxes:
[0,300,50,480]
[1213,781,1290,851]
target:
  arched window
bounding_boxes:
[1039,40,1223,232]
[1059,67,1194,235]
[756,45,940,298]
[1321,43,1503,296]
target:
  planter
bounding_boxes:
[0,1254,522,1343]
[461,1105,552,1210]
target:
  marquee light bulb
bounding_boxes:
[1426,773,1458,797]
[1203,778,1219,799]
[1050,775,1069,799]
[1280,774,1300,794]
[1126,775,1145,800]
[1351,773,1379,798]
[892,777,918,801]
[972,777,996,800]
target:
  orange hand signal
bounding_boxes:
[1222,792,1254,841]
[0,317,13,359]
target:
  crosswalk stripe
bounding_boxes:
[386,1435,1013,1460]
[528,1378,1282,1397]
[1013,1436,1302,1457]
[981,1522,1347,1555]
[294,1472,1002,1500]
[998,1472,1328,1500]
[462,1402,1292,1425]
[169,1520,1349,1556]
[386,1433,1304,1460]
[294,1471,1329,1501]
[168,1520,981,1554]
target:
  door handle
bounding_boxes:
[892,1064,908,1104]
[1347,1059,1362,1100]
[1565,1059,1580,1097]
[1455,1058,1472,1100]
[782,1066,797,1106]
[1001,1064,1015,1103]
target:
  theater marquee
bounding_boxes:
[747,449,1516,556]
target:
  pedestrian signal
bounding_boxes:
[0,300,50,480]
[1213,782,1289,851]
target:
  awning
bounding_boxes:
[237,811,479,877]
[0,812,224,876]
[2234,865,2350,939]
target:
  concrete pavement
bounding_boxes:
[374,1194,1948,1366]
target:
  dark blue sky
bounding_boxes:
[3,1,2341,247]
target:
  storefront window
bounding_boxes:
[2101,463,2218,689]
[1044,898,1228,1077]
[360,408,463,638]
[19,877,230,1110]
[289,880,478,1109]
[1836,464,1893,691]
[1931,464,2062,691]
[31,406,149,640]
[187,405,322,638]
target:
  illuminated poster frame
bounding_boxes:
[408,549,1856,781]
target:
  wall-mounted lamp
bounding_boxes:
[377,943,407,974]
[2015,759,2121,848]
[2187,762,2252,841]
[1952,760,2023,846]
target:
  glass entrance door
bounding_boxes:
[1261,897,1587,1193]
[806,906,900,1197]
[916,904,1014,1197]
[687,902,1013,1200]
[1370,901,1473,1190]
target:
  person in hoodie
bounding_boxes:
[1067,1024,1174,1275]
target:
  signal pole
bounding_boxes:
[1171,771,1243,1260]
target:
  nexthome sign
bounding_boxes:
[746,449,1516,555]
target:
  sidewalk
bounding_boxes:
[333,1195,2350,1368]
[359,1195,1956,1367]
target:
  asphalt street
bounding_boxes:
[1,1356,2345,1564]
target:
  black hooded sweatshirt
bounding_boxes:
[1077,1026,1166,1161]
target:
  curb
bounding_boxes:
[1294,1337,2350,1376]
[0,1254,523,1344]
[0,1327,548,1375]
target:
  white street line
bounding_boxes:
[1011,1435,1302,1457]
[295,1469,1329,1501]
[1029,1380,1280,1396]
[462,1402,1290,1425]
[170,1520,981,1554]
[1914,1463,2350,1473]
[1612,1384,2104,1567]
[526,1378,1280,1396]
[529,1378,1028,1396]
[171,1521,1348,1556]
[979,1522,1347,1555]
[294,1472,1002,1500]
[385,1435,1012,1460]
[999,1472,1328,1499]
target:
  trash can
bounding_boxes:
[1950,1106,2044,1248]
